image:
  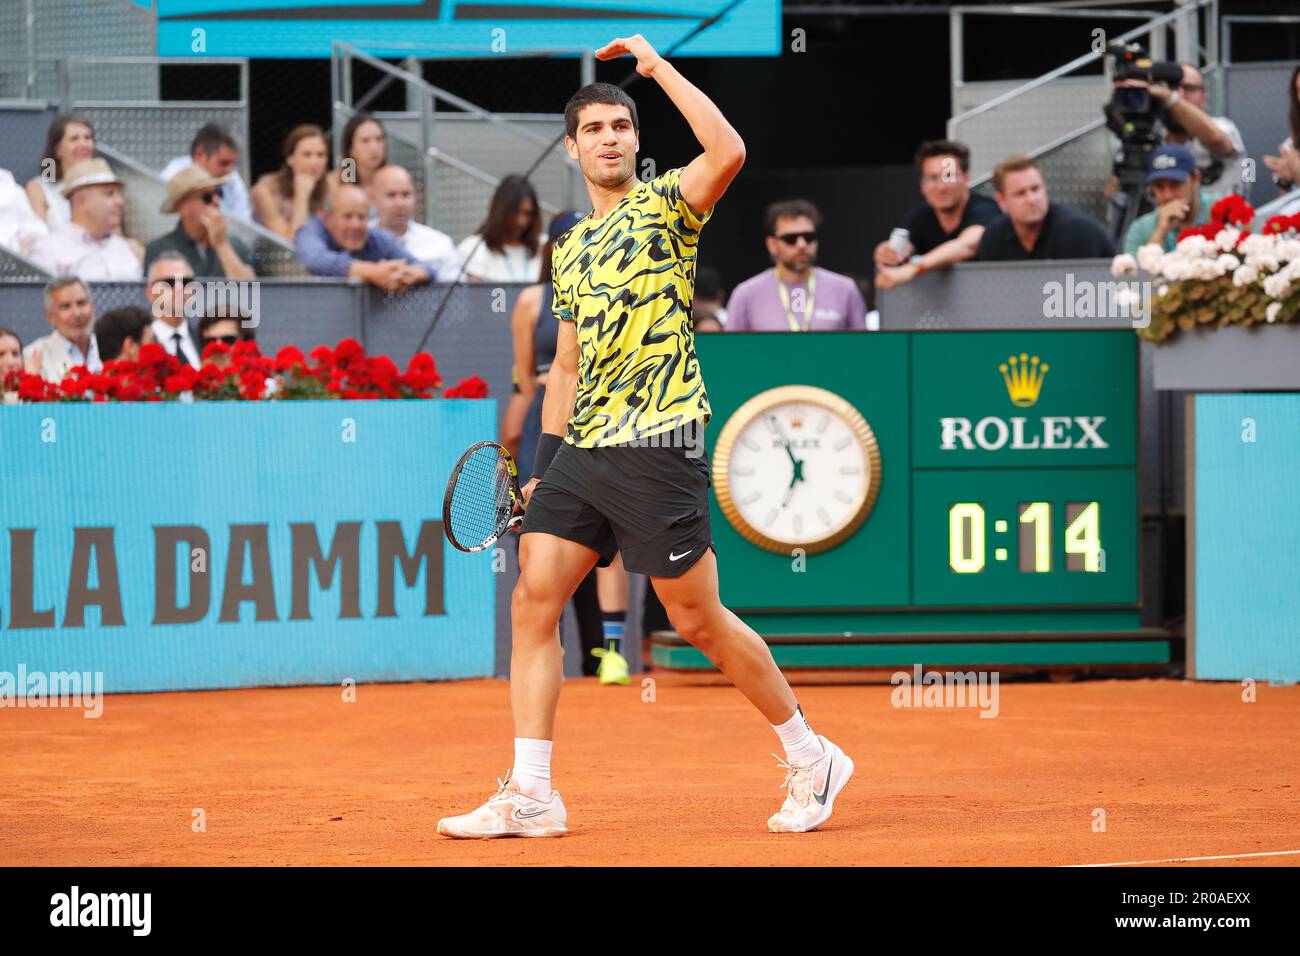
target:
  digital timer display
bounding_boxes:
[948,501,1102,574]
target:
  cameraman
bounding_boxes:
[1121,145,1213,255]
[1116,63,1247,199]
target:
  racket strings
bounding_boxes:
[448,446,516,547]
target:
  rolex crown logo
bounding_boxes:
[999,353,1048,407]
[789,414,804,429]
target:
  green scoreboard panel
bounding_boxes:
[692,329,1141,644]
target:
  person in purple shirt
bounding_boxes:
[725,199,868,332]
[295,183,435,294]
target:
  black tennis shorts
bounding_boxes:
[521,419,715,578]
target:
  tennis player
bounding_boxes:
[438,34,854,838]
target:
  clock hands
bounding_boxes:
[769,415,806,507]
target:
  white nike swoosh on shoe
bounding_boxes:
[669,549,693,561]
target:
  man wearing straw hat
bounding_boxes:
[27,158,142,281]
[144,165,254,279]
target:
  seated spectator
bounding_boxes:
[692,313,724,334]
[0,166,48,256]
[25,113,96,228]
[1115,63,1247,199]
[22,276,101,381]
[251,124,330,242]
[147,252,201,367]
[197,312,255,369]
[94,305,155,363]
[144,166,255,278]
[1263,66,1300,192]
[874,140,1001,290]
[0,326,23,377]
[27,159,142,281]
[725,199,867,332]
[160,124,253,222]
[976,156,1116,261]
[1121,146,1212,255]
[369,164,458,279]
[329,112,388,196]
[455,175,542,282]
[693,265,728,327]
[295,183,435,293]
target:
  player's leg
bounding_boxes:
[650,550,854,833]
[591,554,631,684]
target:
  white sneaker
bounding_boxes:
[437,771,569,839]
[766,735,854,833]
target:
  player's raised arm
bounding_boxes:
[595,34,745,214]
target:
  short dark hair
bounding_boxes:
[914,140,970,173]
[191,123,238,158]
[564,83,639,140]
[198,312,255,342]
[764,199,822,236]
[94,305,152,362]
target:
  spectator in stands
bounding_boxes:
[693,265,728,327]
[160,124,254,222]
[94,305,155,363]
[725,199,867,331]
[146,252,201,367]
[0,326,23,379]
[1115,63,1247,199]
[976,156,1116,261]
[0,167,48,257]
[330,112,388,195]
[144,166,255,278]
[27,159,142,281]
[22,276,101,381]
[296,183,435,293]
[1121,146,1212,255]
[693,313,724,333]
[251,124,330,242]
[369,164,458,279]
[455,175,542,282]
[198,311,255,369]
[25,113,96,228]
[1263,66,1300,193]
[874,140,1001,290]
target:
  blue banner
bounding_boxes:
[0,400,496,692]
[157,0,780,58]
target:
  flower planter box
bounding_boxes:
[1152,323,1300,392]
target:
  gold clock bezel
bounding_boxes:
[712,384,882,556]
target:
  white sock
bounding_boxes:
[511,738,553,800]
[772,705,825,766]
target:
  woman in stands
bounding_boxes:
[328,112,388,196]
[0,326,23,402]
[251,124,330,242]
[25,114,96,228]
[455,174,542,282]
[1264,66,1300,193]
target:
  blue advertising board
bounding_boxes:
[0,400,497,692]
[156,0,781,58]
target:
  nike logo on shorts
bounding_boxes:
[668,549,693,561]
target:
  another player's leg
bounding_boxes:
[650,550,854,833]
[437,530,599,839]
[591,554,631,684]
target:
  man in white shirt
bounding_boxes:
[27,159,142,281]
[22,276,102,382]
[0,167,48,256]
[368,164,459,280]
[146,251,202,367]
[160,124,254,222]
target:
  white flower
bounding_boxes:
[1110,253,1137,277]
[1161,258,1189,281]
[1195,259,1224,281]
[1156,284,1169,298]
[1136,243,1165,273]
[1233,263,1259,286]
[1276,239,1300,262]
[1216,253,1241,272]
[1239,234,1275,258]
[1267,302,1283,323]
[1263,272,1292,298]
[1214,227,1242,251]
[1175,235,1215,260]
[1246,252,1280,273]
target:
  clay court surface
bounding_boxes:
[2,673,1298,867]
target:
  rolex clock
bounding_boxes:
[712,385,881,555]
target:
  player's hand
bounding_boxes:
[520,476,540,503]
[595,34,663,77]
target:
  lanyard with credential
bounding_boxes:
[774,268,816,332]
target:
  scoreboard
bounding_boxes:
[686,329,1145,662]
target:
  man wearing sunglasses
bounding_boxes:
[725,199,866,332]
[144,166,255,279]
[1114,62,1247,200]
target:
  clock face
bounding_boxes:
[714,386,881,555]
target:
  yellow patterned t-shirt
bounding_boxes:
[551,167,712,447]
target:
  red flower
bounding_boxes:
[275,345,305,371]
[444,375,489,399]
[1210,194,1254,227]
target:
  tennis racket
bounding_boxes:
[443,440,525,552]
